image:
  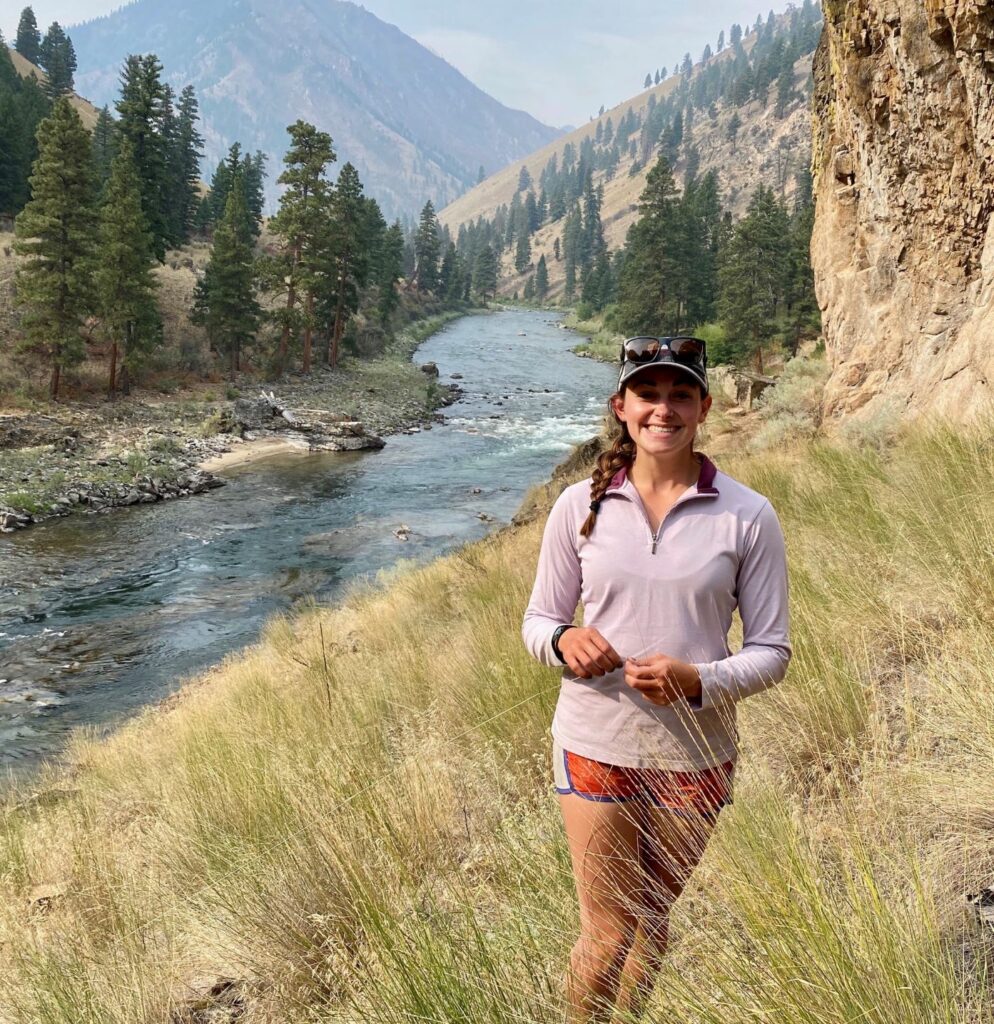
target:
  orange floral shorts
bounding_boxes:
[553,740,735,816]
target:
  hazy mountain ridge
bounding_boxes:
[68,0,560,219]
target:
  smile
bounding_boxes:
[645,425,682,434]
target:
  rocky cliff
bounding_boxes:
[812,0,994,421]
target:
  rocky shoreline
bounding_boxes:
[0,325,464,534]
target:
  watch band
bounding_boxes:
[551,624,574,664]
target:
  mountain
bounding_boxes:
[68,0,560,220]
[440,9,821,300]
[812,0,994,422]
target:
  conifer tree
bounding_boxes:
[116,54,169,258]
[726,111,742,154]
[323,161,368,369]
[266,120,335,370]
[472,245,497,300]
[94,138,160,397]
[15,8,41,64]
[91,105,115,188]
[0,43,49,217]
[13,97,96,399]
[718,185,790,370]
[514,229,531,274]
[534,254,549,300]
[414,200,441,292]
[477,164,485,184]
[617,155,682,334]
[644,73,652,89]
[171,85,204,243]
[376,220,404,323]
[38,23,75,97]
[192,177,259,379]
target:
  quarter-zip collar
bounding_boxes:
[603,454,720,553]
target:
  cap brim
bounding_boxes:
[618,359,709,395]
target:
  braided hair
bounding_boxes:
[580,409,635,538]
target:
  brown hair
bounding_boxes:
[580,401,635,538]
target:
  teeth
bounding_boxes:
[647,426,680,433]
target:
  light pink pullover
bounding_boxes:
[522,456,791,770]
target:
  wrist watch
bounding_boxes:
[551,624,574,664]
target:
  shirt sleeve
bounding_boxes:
[690,499,791,711]
[522,489,583,667]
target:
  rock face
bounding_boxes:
[812,1,994,421]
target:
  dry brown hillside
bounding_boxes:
[6,45,101,130]
[440,46,814,302]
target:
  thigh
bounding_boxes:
[559,793,644,934]
[635,804,721,915]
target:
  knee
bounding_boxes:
[573,921,636,980]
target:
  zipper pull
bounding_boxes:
[651,537,657,555]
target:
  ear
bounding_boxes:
[699,394,713,423]
[609,392,625,424]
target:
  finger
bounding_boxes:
[588,634,623,669]
[582,641,620,675]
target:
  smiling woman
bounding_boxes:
[522,334,791,1022]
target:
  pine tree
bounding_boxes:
[514,229,531,273]
[376,220,404,323]
[414,200,441,292]
[726,111,742,154]
[472,245,498,300]
[617,155,682,334]
[241,151,267,235]
[91,105,115,188]
[717,30,725,53]
[477,164,485,184]
[116,54,169,259]
[322,161,368,369]
[266,120,335,370]
[172,85,204,243]
[644,73,652,89]
[14,8,41,64]
[553,236,561,261]
[192,177,259,379]
[94,137,160,397]
[517,165,532,192]
[534,254,549,299]
[13,97,97,399]
[38,23,75,98]
[718,185,790,370]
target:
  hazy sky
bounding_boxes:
[2,0,789,125]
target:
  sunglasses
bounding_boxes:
[620,336,707,368]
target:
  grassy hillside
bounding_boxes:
[1,399,993,1021]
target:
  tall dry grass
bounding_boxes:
[2,418,994,1022]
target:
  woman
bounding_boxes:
[522,336,791,1022]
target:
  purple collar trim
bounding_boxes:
[606,454,719,495]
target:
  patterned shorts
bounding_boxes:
[553,740,735,816]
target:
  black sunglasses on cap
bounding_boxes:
[618,336,709,394]
[620,336,707,366]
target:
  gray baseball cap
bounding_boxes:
[618,336,709,395]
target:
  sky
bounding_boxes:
[1,0,789,126]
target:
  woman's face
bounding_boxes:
[610,366,712,459]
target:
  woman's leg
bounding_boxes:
[614,805,721,1020]
[559,793,645,1024]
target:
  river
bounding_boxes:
[0,309,615,780]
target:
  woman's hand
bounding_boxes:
[557,627,623,680]
[624,654,702,706]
